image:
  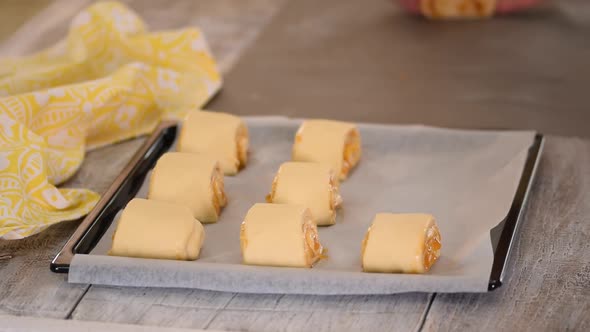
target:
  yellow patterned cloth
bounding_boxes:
[0,2,221,239]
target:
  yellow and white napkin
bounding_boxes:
[0,1,221,239]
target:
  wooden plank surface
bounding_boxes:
[0,138,144,318]
[0,0,284,319]
[71,287,431,331]
[1,314,212,332]
[423,136,590,332]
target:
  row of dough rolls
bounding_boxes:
[109,114,442,274]
[239,208,444,272]
[110,111,249,261]
[240,119,361,268]
[110,202,443,272]
[249,120,442,274]
[263,119,360,228]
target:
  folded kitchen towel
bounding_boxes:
[0,1,221,239]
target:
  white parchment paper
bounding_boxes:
[69,117,536,294]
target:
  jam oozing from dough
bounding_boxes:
[360,226,371,269]
[341,128,361,179]
[423,222,442,271]
[294,127,304,144]
[328,172,342,224]
[236,124,249,169]
[302,209,324,267]
[239,221,247,253]
[211,166,227,215]
[265,174,279,203]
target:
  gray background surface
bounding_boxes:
[210,0,590,138]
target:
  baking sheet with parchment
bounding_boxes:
[69,117,536,294]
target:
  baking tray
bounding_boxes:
[51,120,544,291]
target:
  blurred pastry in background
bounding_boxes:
[397,0,541,19]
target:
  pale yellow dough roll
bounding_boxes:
[148,152,227,223]
[240,203,324,268]
[292,119,361,180]
[109,198,204,261]
[266,162,342,226]
[362,213,442,274]
[178,110,248,175]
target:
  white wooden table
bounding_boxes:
[1,1,589,331]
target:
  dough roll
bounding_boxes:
[266,162,342,226]
[178,110,248,175]
[292,119,361,180]
[361,213,442,274]
[148,152,227,223]
[240,203,324,268]
[109,198,204,261]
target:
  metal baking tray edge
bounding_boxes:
[50,121,177,273]
[50,122,544,292]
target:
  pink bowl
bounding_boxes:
[397,0,542,16]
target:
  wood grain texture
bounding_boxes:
[207,292,431,331]
[70,287,232,326]
[0,221,86,318]
[1,314,213,332]
[0,138,144,318]
[422,136,590,332]
[72,287,431,331]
